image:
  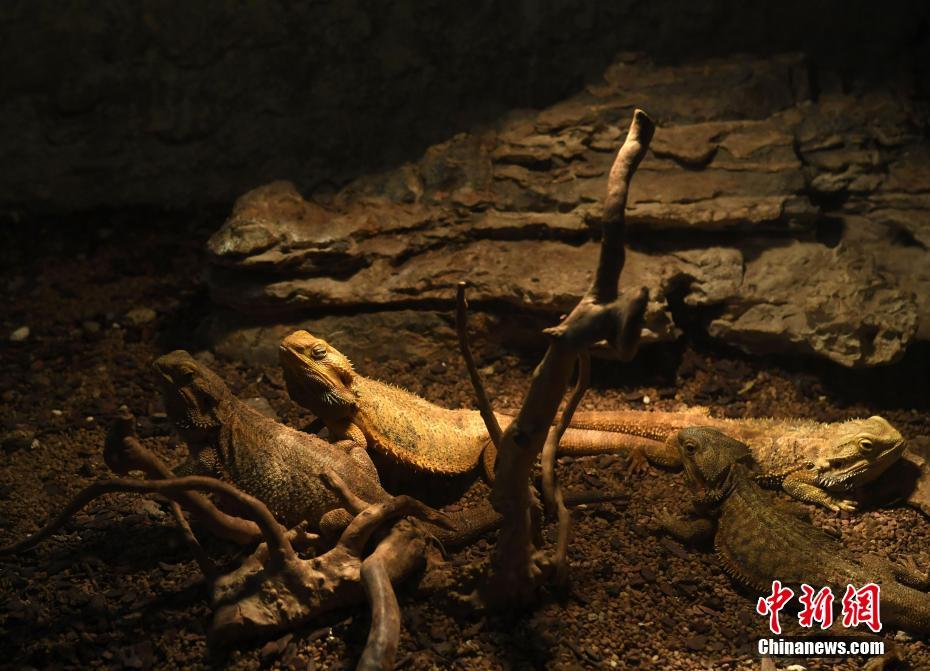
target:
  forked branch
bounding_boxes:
[476,109,653,606]
[105,407,263,545]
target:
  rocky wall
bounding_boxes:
[205,53,930,368]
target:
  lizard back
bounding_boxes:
[715,468,862,593]
[353,376,491,475]
[218,403,391,527]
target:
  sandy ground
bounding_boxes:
[1,215,929,670]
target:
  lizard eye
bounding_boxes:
[683,441,696,454]
[859,438,874,452]
[311,344,327,360]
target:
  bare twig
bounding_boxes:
[595,108,654,305]
[337,495,453,558]
[321,470,373,515]
[168,501,216,578]
[541,351,591,514]
[543,351,590,586]
[456,281,502,451]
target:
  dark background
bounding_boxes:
[1,0,927,215]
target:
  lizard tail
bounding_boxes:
[567,409,717,441]
[882,582,930,635]
[431,488,630,548]
[559,426,673,462]
[434,501,501,548]
[479,428,678,482]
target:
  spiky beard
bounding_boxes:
[163,386,219,431]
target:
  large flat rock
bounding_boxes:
[708,241,918,367]
[205,54,930,368]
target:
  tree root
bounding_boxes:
[1,457,445,670]
[209,491,440,666]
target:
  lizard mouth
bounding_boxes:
[819,440,905,490]
[820,461,871,490]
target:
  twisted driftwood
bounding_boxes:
[461,109,654,605]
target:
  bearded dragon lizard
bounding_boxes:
[658,426,930,635]
[279,331,904,513]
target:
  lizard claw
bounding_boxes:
[626,447,650,477]
[830,498,858,513]
[649,507,676,534]
[896,556,930,590]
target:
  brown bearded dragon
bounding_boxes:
[658,426,930,635]
[566,408,905,513]
[279,330,905,513]
[278,330,659,479]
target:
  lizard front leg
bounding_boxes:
[319,508,356,539]
[780,466,857,512]
[329,421,380,481]
[340,442,381,483]
[859,554,930,591]
[326,420,367,450]
[654,508,716,545]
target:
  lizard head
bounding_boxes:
[152,351,230,435]
[279,330,357,419]
[670,427,754,494]
[816,415,905,491]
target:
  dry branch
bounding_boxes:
[476,109,654,606]
[3,455,440,670]
[0,475,295,564]
[542,351,590,585]
[541,351,591,515]
[168,500,216,577]
[358,555,402,671]
[209,495,440,662]
[456,281,503,450]
[104,407,264,545]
